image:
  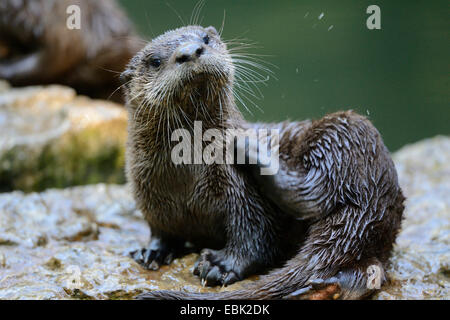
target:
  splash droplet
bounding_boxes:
[318,12,324,20]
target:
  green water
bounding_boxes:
[119,0,449,151]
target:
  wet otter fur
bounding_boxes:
[0,0,142,102]
[122,25,405,300]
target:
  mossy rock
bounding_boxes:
[0,83,127,192]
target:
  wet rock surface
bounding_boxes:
[372,136,449,299]
[0,82,127,192]
[0,184,254,299]
[0,136,448,299]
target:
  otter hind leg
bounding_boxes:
[286,258,386,300]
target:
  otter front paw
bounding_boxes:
[130,238,178,271]
[193,248,243,287]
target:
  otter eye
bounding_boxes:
[147,57,161,68]
[203,35,210,45]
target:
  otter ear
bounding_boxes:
[119,69,133,85]
[205,26,218,36]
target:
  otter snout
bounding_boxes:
[175,43,205,64]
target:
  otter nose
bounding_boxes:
[175,43,204,64]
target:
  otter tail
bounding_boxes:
[137,253,323,300]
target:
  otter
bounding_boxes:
[121,25,405,300]
[0,0,142,102]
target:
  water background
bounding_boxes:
[119,0,449,151]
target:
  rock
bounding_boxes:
[0,184,254,299]
[0,82,127,192]
[0,136,448,299]
[373,136,450,299]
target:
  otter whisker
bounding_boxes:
[98,66,124,75]
[173,105,183,133]
[234,68,271,98]
[178,105,194,132]
[133,95,148,121]
[234,65,273,83]
[108,78,133,102]
[231,54,275,79]
[234,65,269,84]
[233,59,275,79]
[193,88,214,125]
[233,89,254,116]
[234,69,266,99]
[236,88,264,114]
[128,90,148,120]
[235,82,263,101]
[191,0,206,25]
[166,105,171,148]
[234,73,259,96]
[219,10,226,37]
[165,1,186,26]
[230,53,278,72]
[226,44,260,52]
[218,91,224,127]
[155,103,166,144]
[234,72,269,98]
[201,99,214,125]
[127,91,143,107]
[144,11,156,38]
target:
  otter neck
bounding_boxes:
[129,86,245,154]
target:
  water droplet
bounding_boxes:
[366,109,370,116]
[318,13,324,20]
[304,12,309,18]
[328,25,334,31]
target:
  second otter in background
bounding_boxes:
[0,0,142,102]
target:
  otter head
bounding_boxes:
[121,25,234,113]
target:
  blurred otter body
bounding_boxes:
[0,0,142,102]
[122,25,405,300]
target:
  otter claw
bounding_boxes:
[130,243,179,271]
[194,248,242,287]
[148,260,160,270]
